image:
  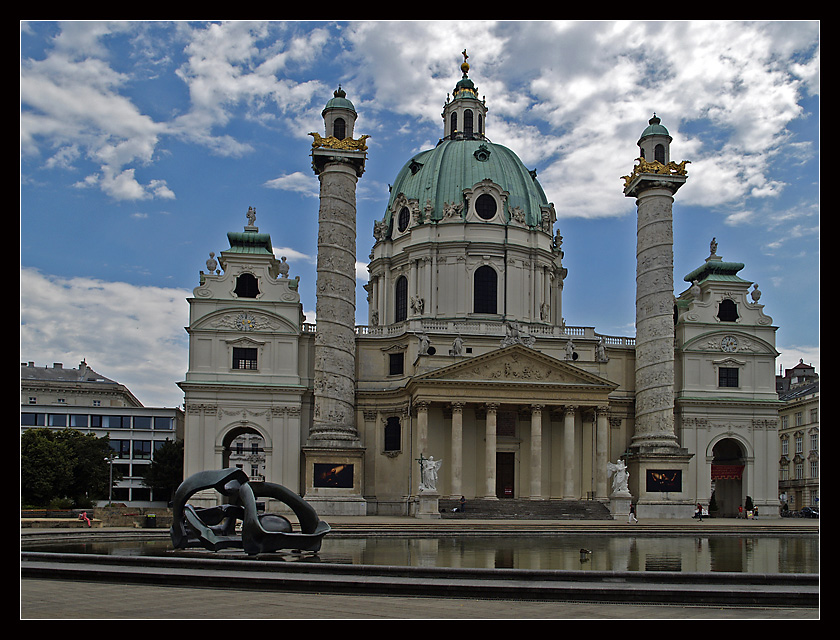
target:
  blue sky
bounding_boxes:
[20,21,820,407]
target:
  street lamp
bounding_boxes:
[104,453,115,505]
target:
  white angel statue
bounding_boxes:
[607,460,630,495]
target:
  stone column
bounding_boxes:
[622,138,695,518]
[630,181,682,451]
[484,403,498,499]
[563,405,577,499]
[530,404,544,499]
[595,407,609,499]
[309,160,362,443]
[449,402,464,498]
[416,400,430,457]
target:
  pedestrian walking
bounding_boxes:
[628,503,638,523]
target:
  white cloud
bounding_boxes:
[20,268,190,408]
[356,261,369,281]
[264,171,318,196]
[273,246,314,263]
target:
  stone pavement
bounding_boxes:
[20,515,819,620]
[20,578,817,619]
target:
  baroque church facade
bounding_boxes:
[179,56,780,518]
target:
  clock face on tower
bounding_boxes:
[721,335,738,353]
[235,312,257,331]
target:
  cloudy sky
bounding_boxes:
[20,20,820,407]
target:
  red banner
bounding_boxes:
[711,464,744,480]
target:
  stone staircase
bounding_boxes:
[437,498,614,520]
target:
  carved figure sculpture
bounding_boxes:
[170,468,331,555]
[419,455,442,492]
[607,460,630,495]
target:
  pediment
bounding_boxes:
[681,331,777,356]
[192,309,300,334]
[414,344,617,390]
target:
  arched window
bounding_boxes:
[234,273,259,298]
[473,265,497,314]
[332,117,346,140]
[478,114,484,135]
[395,276,408,322]
[654,144,665,164]
[717,299,738,322]
[450,112,457,136]
[464,109,473,134]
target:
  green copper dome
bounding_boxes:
[384,138,549,228]
[639,114,671,140]
[322,86,356,114]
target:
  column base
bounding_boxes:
[625,448,695,518]
[302,445,366,516]
[414,492,441,519]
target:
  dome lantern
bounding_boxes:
[442,50,487,141]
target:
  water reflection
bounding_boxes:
[32,535,818,574]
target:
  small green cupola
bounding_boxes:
[321,86,357,140]
[638,114,672,165]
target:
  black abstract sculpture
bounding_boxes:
[170,468,331,555]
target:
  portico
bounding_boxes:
[359,344,618,505]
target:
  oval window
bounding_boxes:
[397,206,410,232]
[475,194,497,220]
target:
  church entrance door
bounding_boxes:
[496,452,515,498]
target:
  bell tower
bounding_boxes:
[303,87,369,515]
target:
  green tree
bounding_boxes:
[56,429,115,505]
[21,428,115,507]
[21,429,73,506]
[141,438,184,503]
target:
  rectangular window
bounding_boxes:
[384,416,401,452]
[47,414,67,427]
[110,440,131,459]
[133,416,153,430]
[154,417,173,430]
[233,347,258,370]
[718,367,739,387]
[69,414,89,428]
[21,413,45,426]
[133,440,152,460]
[389,352,404,376]
[101,415,130,429]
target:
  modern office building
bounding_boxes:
[21,360,184,506]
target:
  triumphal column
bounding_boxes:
[303,87,369,515]
[622,115,694,518]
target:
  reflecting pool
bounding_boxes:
[30,534,818,574]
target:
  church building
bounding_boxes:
[179,54,780,518]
